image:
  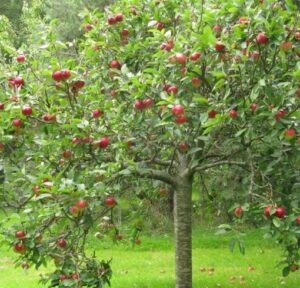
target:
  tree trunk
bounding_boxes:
[174,174,193,288]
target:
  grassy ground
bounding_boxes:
[0,228,299,288]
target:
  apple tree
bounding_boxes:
[0,0,300,287]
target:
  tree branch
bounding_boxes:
[194,160,247,172]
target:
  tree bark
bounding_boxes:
[174,174,193,288]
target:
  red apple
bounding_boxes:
[180,67,187,74]
[167,85,178,94]
[57,239,67,248]
[0,103,4,110]
[295,32,300,40]
[256,32,268,44]
[14,243,26,253]
[190,51,201,61]
[281,42,292,50]
[95,136,110,148]
[143,98,153,108]
[72,80,85,89]
[264,205,273,218]
[250,51,260,60]
[134,100,144,110]
[16,54,26,62]
[111,60,121,69]
[71,273,79,280]
[76,199,88,209]
[104,197,117,206]
[250,103,257,111]
[234,207,243,218]
[208,110,217,118]
[0,143,4,151]
[62,150,72,158]
[175,115,188,124]
[172,104,185,116]
[275,207,286,218]
[121,29,129,36]
[175,53,187,64]
[229,109,238,118]
[178,143,188,152]
[13,77,25,87]
[59,275,68,281]
[16,230,26,238]
[12,118,23,127]
[61,69,71,80]
[92,109,103,118]
[160,43,172,51]
[191,77,201,86]
[290,264,299,272]
[115,13,124,22]
[296,216,300,225]
[135,239,141,245]
[275,109,285,120]
[213,25,222,32]
[22,105,32,116]
[84,23,93,31]
[52,71,63,82]
[70,205,79,216]
[156,21,164,30]
[285,128,296,139]
[108,16,116,25]
[215,42,226,52]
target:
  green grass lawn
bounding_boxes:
[0,228,299,288]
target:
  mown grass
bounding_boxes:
[0,227,299,288]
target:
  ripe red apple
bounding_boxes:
[61,69,71,80]
[16,230,26,238]
[250,103,257,111]
[191,77,201,86]
[256,32,268,44]
[104,197,117,206]
[175,53,187,64]
[43,113,56,122]
[234,207,243,218]
[70,205,79,216]
[264,205,273,218]
[295,32,300,40]
[76,199,88,209]
[115,13,124,22]
[134,100,144,110]
[121,29,129,36]
[59,274,68,281]
[13,77,25,87]
[178,143,188,152]
[111,60,121,69]
[95,136,110,149]
[143,98,153,108]
[167,85,178,94]
[281,42,292,50]
[172,104,185,116]
[296,216,300,225]
[52,71,63,82]
[180,67,187,74]
[62,150,72,158]
[12,118,23,127]
[14,243,26,253]
[215,42,226,52]
[92,109,103,118]
[285,128,296,139]
[229,109,238,118]
[190,51,201,61]
[156,21,164,30]
[84,23,93,31]
[108,16,116,25]
[160,43,172,51]
[213,25,222,32]
[0,103,4,110]
[0,143,4,151]
[72,80,85,89]
[275,207,286,218]
[175,115,188,124]
[16,54,26,63]
[208,110,217,118]
[275,109,285,120]
[22,105,32,116]
[57,239,67,248]
[71,273,79,280]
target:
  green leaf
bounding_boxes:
[229,239,236,253]
[272,218,281,228]
[282,266,290,277]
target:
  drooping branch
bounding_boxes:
[194,160,247,172]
